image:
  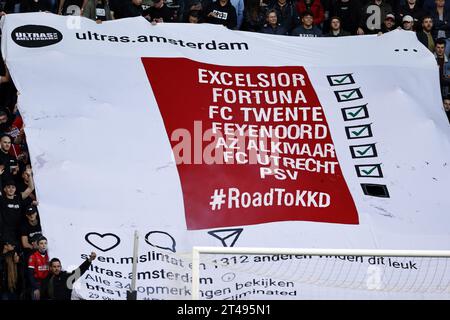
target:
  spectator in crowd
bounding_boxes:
[179,0,211,22]
[49,0,60,13]
[386,0,401,17]
[0,243,24,300]
[444,48,450,90]
[83,0,114,22]
[0,106,26,164]
[242,0,266,32]
[268,0,300,33]
[0,1,18,14]
[58,0,85,15]
[417,16,435,52]
[147,0,176,23]
[108,0,121,18]
[20,0,52,12]
[120,0,144,18]
[380,12,396,33]
[399,0,428,28]
[0,135,19,181]
[331,0,363,34]
[0,85,17,124]
[0,67,10,85]
[205,0,238,29]
[20,205,42,258]
[361,0,392,34]
[430,0,450,40]
[321,0,333,21]
[15,165,36,203]
[0,112,14,137]
[230,0,244,29]
[27,235,48,300]
[296,0,324,27]
[325,16,350,36]
[401,14,415,30]
[424,0,450,12]
[0,175,35,246]
[291,10,322,36]
[443,96,450,122]
[260,8,288,34]
[41,252,97,300]
[434,38,450,97]
[187,9,202,22]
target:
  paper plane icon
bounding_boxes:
[207,228,243,247]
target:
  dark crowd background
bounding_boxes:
[0,0,449,301]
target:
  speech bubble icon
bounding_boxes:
[144,231,177,253]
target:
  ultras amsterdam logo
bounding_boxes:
[12,25,63,48]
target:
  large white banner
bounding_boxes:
[1,13,450,300]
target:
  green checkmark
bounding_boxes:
[356,146,372,156]
[341,90,357,100]
[361,166,378,175]
[333,75,350,84]
[347,106,365,118]
[351,126,368,136]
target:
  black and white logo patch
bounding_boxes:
[12,25,63,48]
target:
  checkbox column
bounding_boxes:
[326,74,390,198]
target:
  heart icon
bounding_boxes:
[85,232,121,252]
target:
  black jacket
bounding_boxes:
[20,0,51,12]
[430,8,450,39]
[268,0,299,32]
[0,149,19,182]
[205,0,237,29]
[261,24,288,35]
[331,0,362,34]
[41,259,92,300]
[0,195,32,245]
[242,8,266,32]
[325,29,350,37]
[119,1,143,18]
[146,5,175,22]
[2,1,20,13]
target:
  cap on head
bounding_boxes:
[25,205,38,215]
[385,13,395,21]
[402,15,414,23]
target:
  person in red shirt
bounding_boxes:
[27,236,49,300]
